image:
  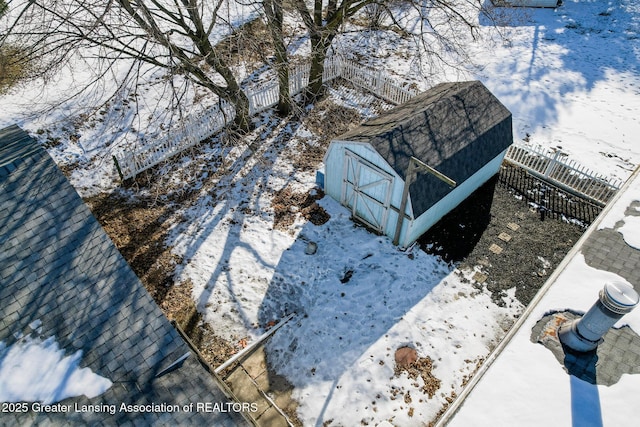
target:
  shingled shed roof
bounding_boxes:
[0,125,245,426]
[339,81,512,217]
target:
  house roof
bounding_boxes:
[0,125,246,426]
[339,81,513,217]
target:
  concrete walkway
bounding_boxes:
[223,344,297,427]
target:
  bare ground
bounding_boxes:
[85,193,240,366]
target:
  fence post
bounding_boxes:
[376,70,383,96]
[112,155,124,181]
[544,149,563,179]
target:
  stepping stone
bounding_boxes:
[507,222,520,232]
[478,257,490,267]
[472,271,488,284]
[498,232,512,242]
[256,406,289,427]
[489,243,503,254]
[226,366,271,416]
[242,347,267,379]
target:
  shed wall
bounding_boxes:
[401,150,508,247]
[325,143,508,248]
[324,141,385,203]
[324,141,413,239]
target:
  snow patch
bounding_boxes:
[618,215,640,250]
[0,333,112,404]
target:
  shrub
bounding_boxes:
[0,46,28,93]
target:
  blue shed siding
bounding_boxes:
[324,141,377,203]
[324,82,512,247]
[324,140,412,238]
[325,143,508,248]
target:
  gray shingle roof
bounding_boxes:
[339,81,513,217]
[0,125,246,426]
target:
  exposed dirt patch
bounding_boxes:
[215,17,273,69]
[303,97,364,143]
[275,94,372,181]
[394,354,442,399]
[85,192,178,300]
[0,45,30,94]
[86,192,238,368]
[122,135,229,206]
[272,186,329,230]
[161,279,239,367]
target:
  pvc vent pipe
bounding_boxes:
[558,281,639,352]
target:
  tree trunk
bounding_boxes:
[275,61,291,115]
[201,43,253,133]
[264,0,291,115]
[231,88,252,132]
[306,34,330,101]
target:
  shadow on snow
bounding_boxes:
[256,197,452,421]
[479,0,640,134]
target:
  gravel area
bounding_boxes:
[419,164,595,306]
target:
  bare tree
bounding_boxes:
[263,0,292,114]
[295,0,374,100]
[1,0,253,131]
[293,0,485,100]
[2,0,496,133]
[405,0,484,76]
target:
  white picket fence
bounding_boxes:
[338,59,416,105]
[113,56,418,180]
[504,142,623,206]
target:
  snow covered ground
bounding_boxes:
[169,174,523,424]
[473,0,640,181]
[1,0,639,425]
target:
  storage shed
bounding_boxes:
[323,81,513,248]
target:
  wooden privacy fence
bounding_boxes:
[503,142,623,206]
[113,56,418,180]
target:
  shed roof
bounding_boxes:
[339,81,512,217]
[0,125,245,426]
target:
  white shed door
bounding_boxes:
[341,151,393,233]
